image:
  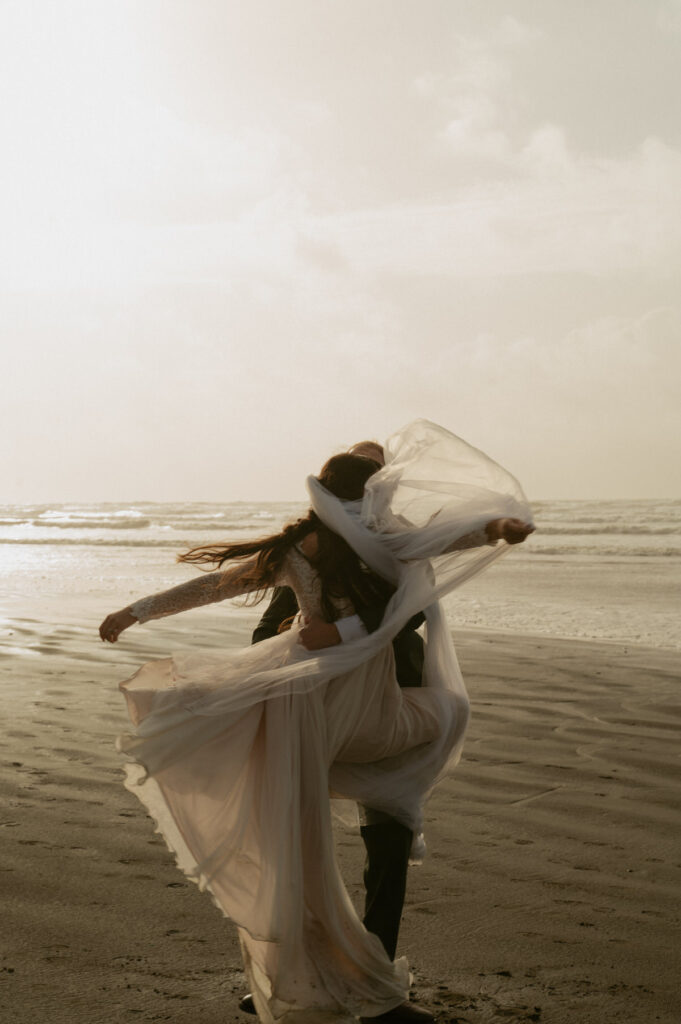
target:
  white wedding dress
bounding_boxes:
[116,421,533,1024]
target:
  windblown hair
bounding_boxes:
[178,453,394,627]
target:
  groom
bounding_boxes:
[239,442,434,1024]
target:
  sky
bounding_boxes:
[1,0,680,502]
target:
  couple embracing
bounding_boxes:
[101,420,534,1024]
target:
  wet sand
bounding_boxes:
[1,613,679,1024]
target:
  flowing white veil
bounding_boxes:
[310,419,533,830]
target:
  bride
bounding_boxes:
[99,420,533,1024]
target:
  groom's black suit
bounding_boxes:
[253,587,425,961]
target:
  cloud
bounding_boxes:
[442,95,512,162]
[310,134,681,278]
[2,3,679,501]
[412,18,542,171]
[4,3,678,292]
[397,18,681,279]
[367,304,681,498]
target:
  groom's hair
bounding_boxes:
[348,441,385,466]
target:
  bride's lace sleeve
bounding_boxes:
[130,558,265,624]
[383,515,495,563]
[442,527,493,553]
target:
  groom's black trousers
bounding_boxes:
[252,586,425,961]
[360,819,413,960]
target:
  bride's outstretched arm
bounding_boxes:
[487,517,535,545]
[99,558,261,643]
[441,517,534,553]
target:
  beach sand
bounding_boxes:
[1,612,679,1024]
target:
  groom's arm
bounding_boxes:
[254,585,369,650]
[252,586,300,644]
[297,599,426,687]
[255,588,422,652]
[299,604,425,650]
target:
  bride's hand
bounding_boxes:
[298,616,341,651]
[99,608,137,643]
[486,518,535,545]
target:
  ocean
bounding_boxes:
[1,499,680,650]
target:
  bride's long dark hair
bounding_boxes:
[178,453,394,627]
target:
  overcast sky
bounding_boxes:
[2,0,680,502]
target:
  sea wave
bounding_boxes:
[538,525,681,536]
[0,538,194,548]
[2,538,680,557]
[160,520,276,532]
[20,512,290,532]
[21,519,680,536]
[532,545,681,558]
[24,517,265,532]
[30,517,152,530]
[19,520,679,536]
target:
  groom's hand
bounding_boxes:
[298,616,341,651]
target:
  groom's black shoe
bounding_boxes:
[238,994,257,1015]
[360,1003,435,1024]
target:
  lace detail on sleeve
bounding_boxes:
[443,527,493,554]
[130,559,260,624]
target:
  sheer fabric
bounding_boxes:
[116,420,533,1024]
